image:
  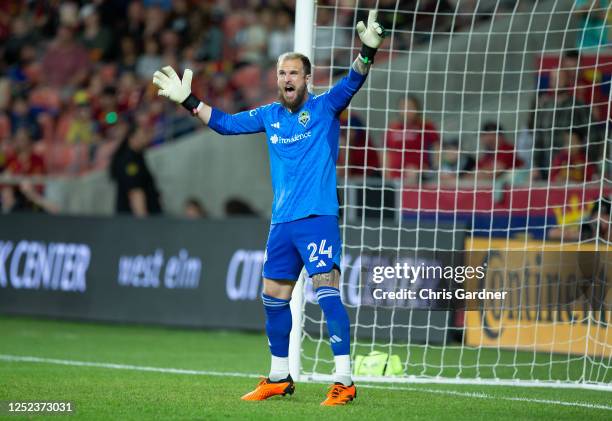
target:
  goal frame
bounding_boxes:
[288,0,612,391]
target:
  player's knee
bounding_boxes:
[312,268,340,290]
[263,278,295,300]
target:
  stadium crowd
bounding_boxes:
[0,0,609,217]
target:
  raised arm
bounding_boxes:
[152,66,265,135]
[325,10,385,114]
[153,66,213,125]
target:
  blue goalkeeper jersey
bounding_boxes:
[208,68,367,224]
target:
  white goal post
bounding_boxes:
[289,0,612,391]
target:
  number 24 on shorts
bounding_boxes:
[307,240,332,262]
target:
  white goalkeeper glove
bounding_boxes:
[152,66,202,114]
[356,10,385,64]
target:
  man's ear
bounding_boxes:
[305,73,312,86]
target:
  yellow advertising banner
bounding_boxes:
[464,238,612,358]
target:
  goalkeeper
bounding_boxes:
[153,10,384,406]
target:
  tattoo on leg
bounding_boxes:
[312,269,340,290]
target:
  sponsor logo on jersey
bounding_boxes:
[269,131,312,145]
[316,260,327,268]
[271,122,280,129]
[249,109,257,116]
[298,110,310,127]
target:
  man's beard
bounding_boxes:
[279,84,308,112]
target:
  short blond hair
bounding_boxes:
[277,52,311,75]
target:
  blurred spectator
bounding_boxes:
[149,99,172,146]
[195,10,224,62]
[549,131,598,183]
[136,37,163,79]
[59,2,80,27]
[430,138,476,185]
[6,44,37,85]
[168,0,191,47]
[534,68,591,179]
[559,50,608,164]
[1,127,57,213]
[93,86,121,137]
[117,72,142,112]
[475,122,523,178]
[574,0,611,51]
[160,29,181,57]
[549,196,611,242]
[119,0,146,50]
[109,126,162,217]
[118,36,139,73]
[8,95,41,140]
[337,112,380,178]
[315,7,349,67]
[80,4,114,62]
[41,24,90,91]
[4,15,39,67]
[225,197,258,216]
[235,9,270,66]
[90,117,128,171]
[205,72,239,113]
[3,128,44,176]
[413,0,454,43]
[516,99,537,170]
[268,9,294,61]
[184,197,208,219]
[560,50,610,122]
[66,90,99,148]
[143,6,167,39]
[384,95,440,184]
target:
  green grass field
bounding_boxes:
[0,316,610,420]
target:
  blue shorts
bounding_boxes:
[262,215,342,281]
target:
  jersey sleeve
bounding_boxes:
[321,68,368,115]
[207,107,265,135]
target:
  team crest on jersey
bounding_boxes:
[298,110,310,127]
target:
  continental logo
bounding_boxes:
[465,238,612,358]
[476,249,611,339]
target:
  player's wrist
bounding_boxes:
[181,93,203,115]
[359,45,377,64]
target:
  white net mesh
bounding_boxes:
[299,0,612,389]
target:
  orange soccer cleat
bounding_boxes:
[241,376,295,401]
[320,382,357,406]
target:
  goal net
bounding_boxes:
[293,0,612,390]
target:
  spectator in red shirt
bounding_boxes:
[550,131,598,183]
[4,128,45,176]
[384,95,440,184]
[560,50,608,164]
[476,122,523,178]
[41,24,90,90]
[337,112,380,179]
[561,50,609,122]
[1,127,57,213]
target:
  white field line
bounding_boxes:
[0,354,610,411]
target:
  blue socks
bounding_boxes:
[262,294,292,358]
[316,286,350,356]
[262,287,351,384]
